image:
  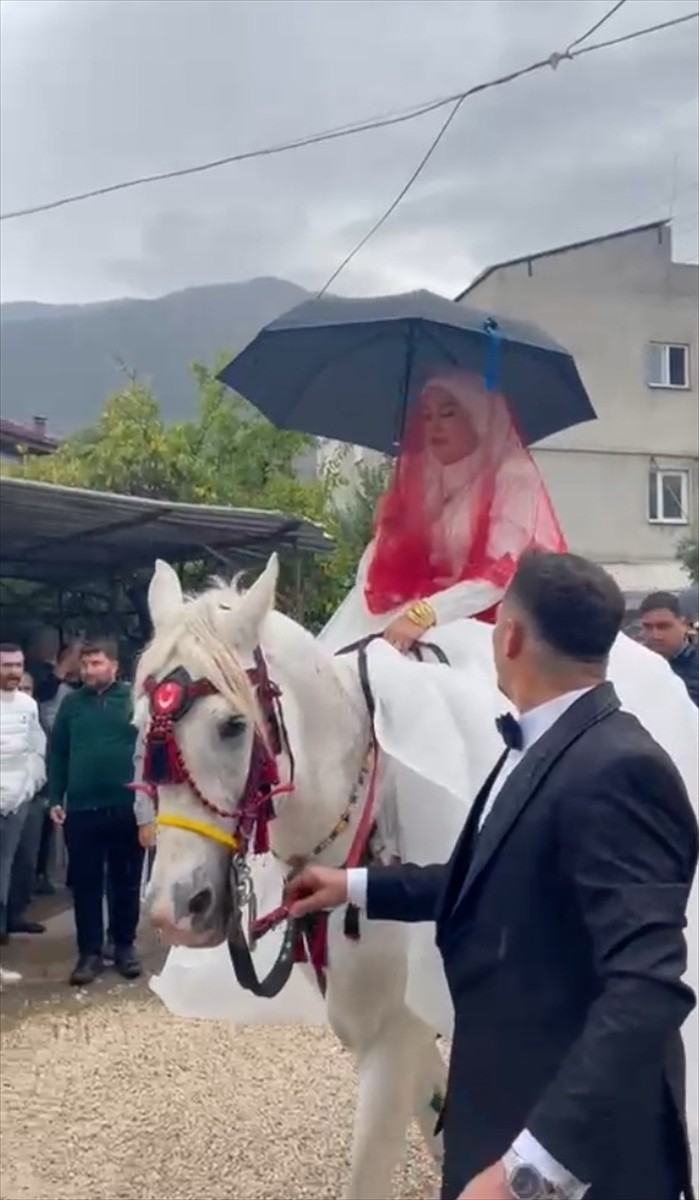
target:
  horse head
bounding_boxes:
[136,554,369,952]
[136,554,283,947]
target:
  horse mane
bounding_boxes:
[134,577,263,727]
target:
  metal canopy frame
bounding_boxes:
[1,477,333,585]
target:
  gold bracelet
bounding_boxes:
[406,600,436,630]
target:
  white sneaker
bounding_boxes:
[0,965,22,987]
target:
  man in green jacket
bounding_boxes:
[49,638,142,986]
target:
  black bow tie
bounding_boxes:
[495,712,523,751]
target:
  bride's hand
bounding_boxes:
[383,614,423,654]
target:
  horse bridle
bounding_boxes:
[142,650,303,998]
[142,635,449,1001]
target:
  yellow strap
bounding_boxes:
[156,813,240,852]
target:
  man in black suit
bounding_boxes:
[287,552,698,1200]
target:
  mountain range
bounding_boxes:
[0,277,309,434]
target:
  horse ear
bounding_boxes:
[148,559,184,632]
[228,553,279,642]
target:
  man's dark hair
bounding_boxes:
[639,591,681,619]
[80,636,119,663]
[0,643,23,655]
[508,551,624,664]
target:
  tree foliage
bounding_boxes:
[677,535,699,584]
[7,364,386,632]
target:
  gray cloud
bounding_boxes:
[1,0,697,304]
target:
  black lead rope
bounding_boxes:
[227,906,330,1000]
[227,907,297,999]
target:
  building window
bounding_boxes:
[645,342,690,389]
[648,467,689,524]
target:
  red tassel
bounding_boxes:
[253,808,270,855]
[166,735,183,782]
[143,725,187,786]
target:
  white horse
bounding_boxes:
[137,554,699,1199]
[137,554,453,1200]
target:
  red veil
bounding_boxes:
[364,371,567,615]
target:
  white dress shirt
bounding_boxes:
[346,687,592,1199]
[0,690,47,817]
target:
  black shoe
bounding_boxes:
[114,946,142,980]
[69,954,104,986]
[8,919,46,935]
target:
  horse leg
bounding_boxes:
[345,1006,436,1200]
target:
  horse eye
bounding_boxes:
[219,716,246,740]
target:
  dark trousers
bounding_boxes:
[36,811,54,879]
[64,806,143,957]
[8,794,46,920]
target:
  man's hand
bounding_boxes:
[458,1161,510,1200]
[383,613,423,654]
[283,866,348,918]
[49,805,66,826]
[138,822,156,849]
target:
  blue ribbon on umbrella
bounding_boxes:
[483,317,501,391]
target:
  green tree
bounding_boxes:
[7,364,382,630]
[677,535,699,584]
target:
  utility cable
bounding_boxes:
[1,8,695,223]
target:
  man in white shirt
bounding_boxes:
[0,644,46,946]
[286,552,697,1200]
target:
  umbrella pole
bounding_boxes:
[394,322,415,449]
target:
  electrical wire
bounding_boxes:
[1,8,696,224]
[317,5,691,293]
[318,96,465,296]
[0,95,457,221]
[566,0,627,53]
[572,9,698,62]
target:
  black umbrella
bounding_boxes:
[218,289,596,452]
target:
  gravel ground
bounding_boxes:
[0,989,439,1200]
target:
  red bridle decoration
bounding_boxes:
[142,658,291,855]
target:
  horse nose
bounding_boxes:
[188,887,213,918]
[146,881,214,936]
[147,887,178,931]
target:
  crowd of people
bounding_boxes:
[0,636,155,987]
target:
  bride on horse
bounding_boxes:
[318,367,697,785]
[319,368,566,654]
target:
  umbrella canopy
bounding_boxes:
[219,289,596,453]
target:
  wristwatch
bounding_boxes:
[503,1149,560,1200]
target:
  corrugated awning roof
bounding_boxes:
[0,477,333,583]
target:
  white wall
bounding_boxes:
[462,224,699,585]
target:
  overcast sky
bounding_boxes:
[0,0,697,304]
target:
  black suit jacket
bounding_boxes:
[367,684,698,1200]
